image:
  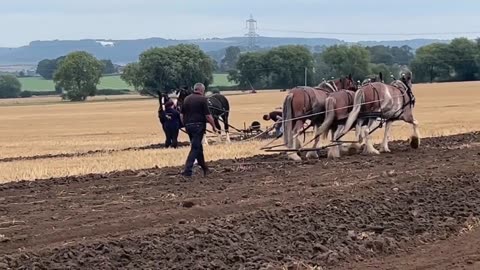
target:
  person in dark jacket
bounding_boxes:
[159,100,181,148]
[180,83,217,177]
[263,111,283,137]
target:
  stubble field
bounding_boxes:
[0,81,479,269]
[0,82,479,182]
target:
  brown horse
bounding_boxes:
[282,75,357,161]
[311,89,357,158]
[340,70,419,155]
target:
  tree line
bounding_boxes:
[227,44,414,88]
[36,57,117,80]
[411,38,480,82]
[1,37,479,100]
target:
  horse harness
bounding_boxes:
[207,96,229,119]
[360,80,415,124]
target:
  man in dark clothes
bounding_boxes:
[263,111,283,137]
[180,83,217,177]
[159,100,181,148]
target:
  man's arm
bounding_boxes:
[202,99,216,132]
[206,114,217,132]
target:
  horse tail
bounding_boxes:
[342,88,364,137]
[316,96,336,138]
[282,92,294,148]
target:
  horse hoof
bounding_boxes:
[327,153,340,159]
[287,153,302,162]
[306,151,319,159]
[380,147,391,153]
[363,148,380,155]
[410,136,420,149]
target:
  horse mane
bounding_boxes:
[390,80,408,92]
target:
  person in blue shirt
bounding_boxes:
[159,100,181,148]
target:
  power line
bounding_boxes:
[259,28,480,37]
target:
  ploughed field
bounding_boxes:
[0,132,479,269]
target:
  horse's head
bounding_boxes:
[175,88,193,111]
[340,74,358,91]
[400,69,413,90]
[332,74,357,91]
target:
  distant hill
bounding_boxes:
[357,39,450,48]
[0,36,449,66]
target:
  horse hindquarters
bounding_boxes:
[307,96,336,159]
[282,91,303,161]
[341,89,365,141]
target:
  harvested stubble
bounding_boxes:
[0,82,479,182]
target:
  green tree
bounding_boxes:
[36,56,66,79]
[229,52,267,88]
[263,45,314,88]
[367,45,394,66]
[53,51,104,101]
[221,46,241,72]
[447,38,478,81]
[322,45,371,80]
[313,52,335,82]
[0,75,22,98]
[369,63,394,83]
[36,59,56,79]
[101,59,116,74]
[121,62,143,91]
[138,44,214,95]
[411,43,451,83]
[391,45,414,65]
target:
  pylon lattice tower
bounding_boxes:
[245,15,258,49]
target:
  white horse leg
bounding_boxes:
[410,119,421,149]
[225,131,231,143]
[380,121,393,153]
[348,119,364,153]
[328,127,342,158]
[363,119,380,155]
[287,126,303,161]
[306,125,320,159]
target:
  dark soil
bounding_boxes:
[0,132,478,270]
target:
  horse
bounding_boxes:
[282,75,357,161]
[339,69,419,155]
[176,88,231,144]
[309,89,357,158]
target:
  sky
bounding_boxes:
[1,0,480,47]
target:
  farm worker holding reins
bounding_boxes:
[179,83,217,177]
[159,100,181,148]
[263,111,283,137]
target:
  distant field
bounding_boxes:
[19,73,235,91]
[211,73,236,87]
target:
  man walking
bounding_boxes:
[180,83,217,177]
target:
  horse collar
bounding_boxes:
[326,82,337,92]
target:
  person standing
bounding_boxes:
[159,100,181,148]
[180,83,217,177]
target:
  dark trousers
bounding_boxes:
[164,126,179,148]
[183,123,207,176]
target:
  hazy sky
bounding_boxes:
[2,0,480,47]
